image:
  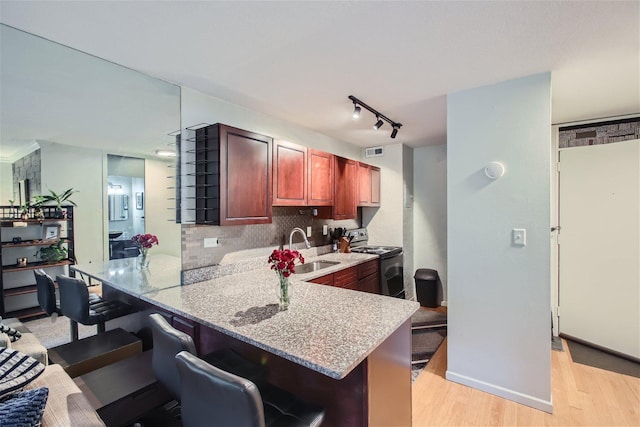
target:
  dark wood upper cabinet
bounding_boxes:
[273,140,307,206]
[357,162,381,207]
[194,123,272,225]
[333,156,358,220]
[308,149,334,206]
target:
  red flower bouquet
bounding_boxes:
[268,249,304,309]
[132,234,158,268]
[131,233,159,250]
[268,249,304,278]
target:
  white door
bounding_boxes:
[558,139,639,359]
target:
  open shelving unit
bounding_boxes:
[0,205,75,319]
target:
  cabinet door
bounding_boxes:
[333,157,358,220]
[357,162,372,206]
[308,149,334,206]
[308,274,334,286]
[370,166,381,206]
[273,141,307,206]
[358,274,380,294]
[219,125,273,225]
[333,266,358,288]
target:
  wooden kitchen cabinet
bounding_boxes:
[308,273,334,287]
[307,260,379,294]
[307,149,334,206]
[332,156,358,220]
[357,259,380,294]
[273,140,307,206]
[358,162,381,207]
[193,123,272,225]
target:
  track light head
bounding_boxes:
[390,125,399,139]
[373,117,384,130]
[352,105,361,119]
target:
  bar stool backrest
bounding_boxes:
[33,269,59,316]
[176,350,265,427]
[148,313,197,401]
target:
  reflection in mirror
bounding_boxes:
[0,24,181,264]
[108,194,129,221]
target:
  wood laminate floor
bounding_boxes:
[411,337,640,426]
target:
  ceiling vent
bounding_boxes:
[365,146,384,157]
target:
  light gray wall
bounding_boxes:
[146,158,181,257]
[362,144,404,247]
[0,162,13,204]
[446,73,552,411]
[39,142,104,264]
[362,143,414,297]
[413,144,447,305]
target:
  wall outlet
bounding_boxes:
[306,226,312,237]
[204,237,219,248]
[322,225,328,236]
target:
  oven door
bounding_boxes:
[381,252,404,298]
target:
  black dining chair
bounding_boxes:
[176,351,325,427]
[56,275,131,341]
[33,269,101,319]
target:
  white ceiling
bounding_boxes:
[1,1,638,158]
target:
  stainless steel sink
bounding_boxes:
[296,260,340,274]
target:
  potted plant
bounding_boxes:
[37,188,78,218]
[36,241,68,264]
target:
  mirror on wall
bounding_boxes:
[0,24,181,263]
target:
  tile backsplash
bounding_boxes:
[181,206,358,272]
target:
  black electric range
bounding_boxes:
[346,228,405,298]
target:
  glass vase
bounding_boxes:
[277,273,291,310]
[138,248,150,269]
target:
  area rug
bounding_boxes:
[23,315,95,349]
[566,339,640,378]
[411,328,447,382]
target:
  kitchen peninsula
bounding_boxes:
[72,252,419,426]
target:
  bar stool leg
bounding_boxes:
[70,319,79,342]
[97,322,106,334]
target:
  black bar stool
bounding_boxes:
[148,313,265,403]
[176,351,325,427]
[34,269,101,318]
[56,275,132,341]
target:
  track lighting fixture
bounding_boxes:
[390,124,399,139]
[348,95,402,139]
[352,103,361,119]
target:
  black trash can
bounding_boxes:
[414,268,438,308]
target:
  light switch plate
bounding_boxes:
[322,225,328,236]
[306,226,312,237]
[512,229,526,246]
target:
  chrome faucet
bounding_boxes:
[289,227,311,250]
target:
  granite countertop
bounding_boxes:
[73,252,419,380]
[71,253,182,297]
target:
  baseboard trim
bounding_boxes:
[445,370,553,413]
[559,333,640,363]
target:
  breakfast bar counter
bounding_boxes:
[72,252,418,426]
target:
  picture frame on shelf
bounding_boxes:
[43,224,61,241]
[136,192,143,210]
